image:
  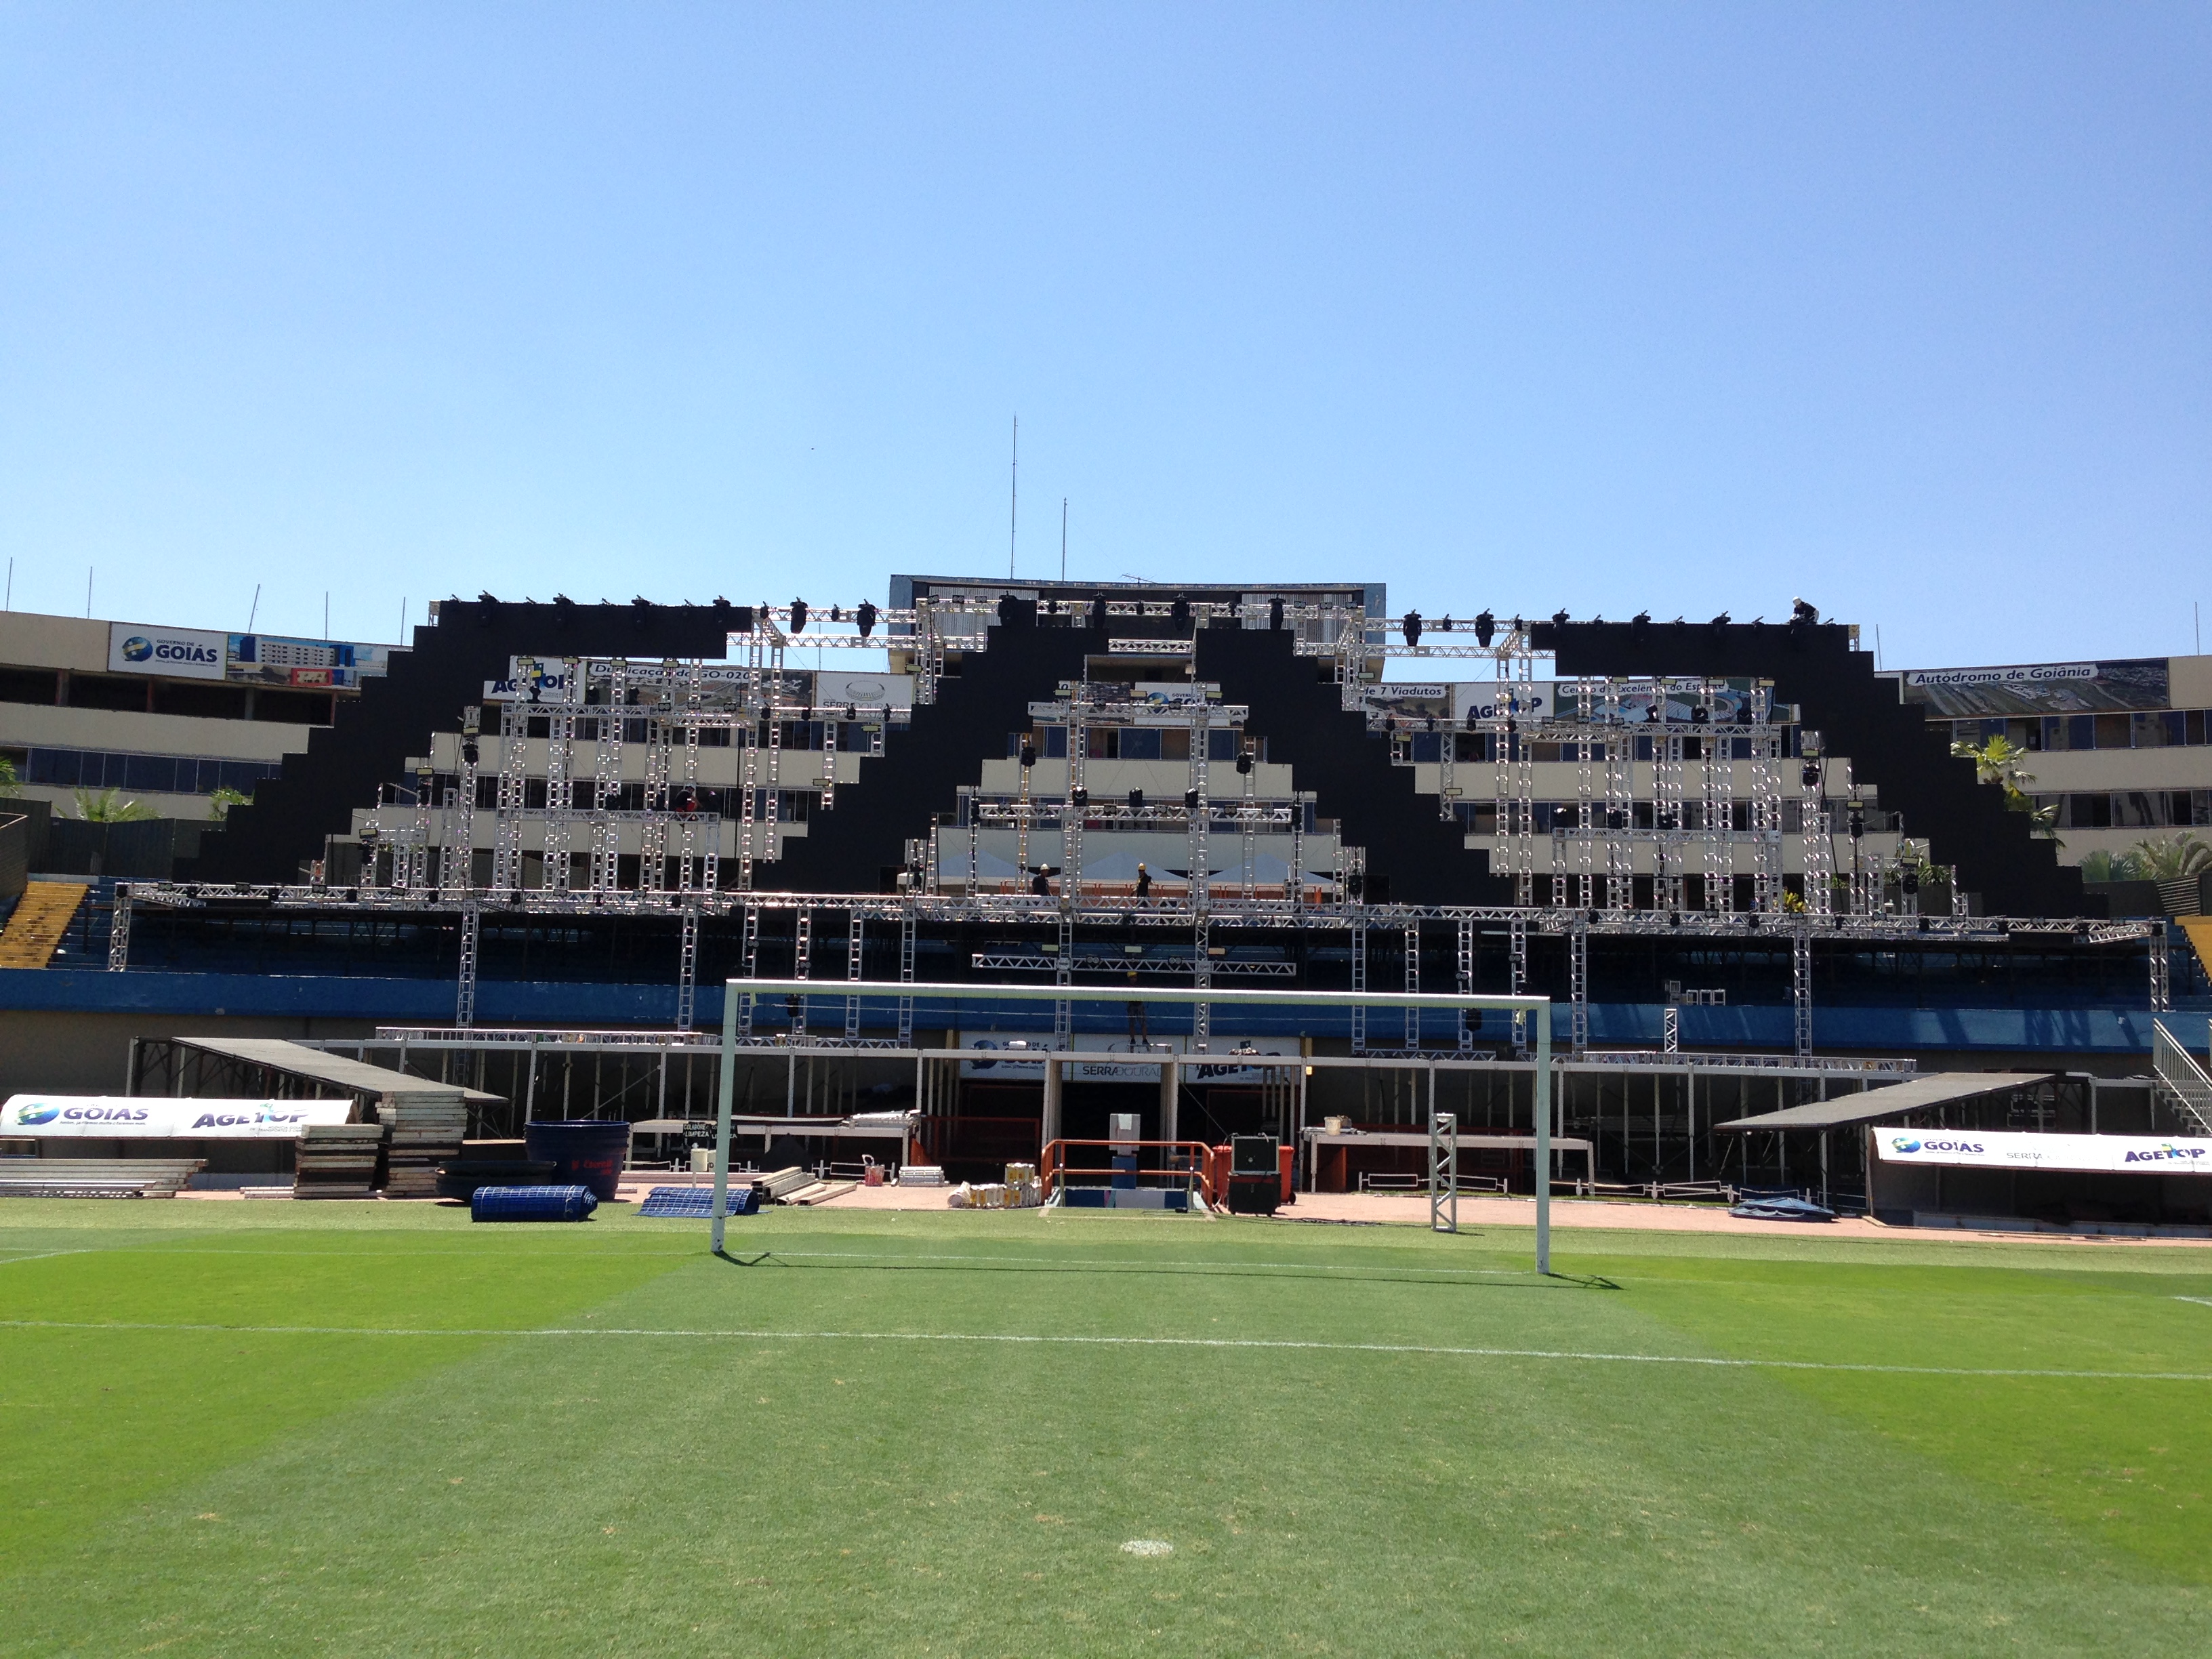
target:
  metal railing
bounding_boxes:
[2151,1018,2212,1136]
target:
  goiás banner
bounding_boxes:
[1872,1127,2212,1174]
[0,1097,354,1139]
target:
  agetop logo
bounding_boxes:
[2123,1143,2209,1165]
[1889,1136,1984,1155]
[188,1107,312,1131]
[9,1103,60,1127]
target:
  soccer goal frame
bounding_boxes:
[708,978,1557,1273]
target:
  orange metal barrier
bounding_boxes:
[1040,1139,1218,1206]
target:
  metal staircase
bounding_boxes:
[2150,1018,2212,1135]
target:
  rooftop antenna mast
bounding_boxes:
[1061,497,1067,582]
[1008,415,1018,580]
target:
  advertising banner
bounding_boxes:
[1898,659,2170,717]
[813,670,914,712]
[1451,682,1559,723]
[1872,1126,2212,1174]
[228,634,392,689]
[1363,684,1454,724]
[1,1096,354,1139]
[958,1036,1298,1083]
[107,623,228,680]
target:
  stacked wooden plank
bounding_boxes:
[376,1092,469,1198]
[293,1124,385,1199]
[0,1158,205,1198]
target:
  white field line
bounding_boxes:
[2177,1296,2212,1308]
[0,1319,2207,1382]
[0,1250,91,1267]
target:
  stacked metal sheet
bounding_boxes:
[377,1094,470,1198]
[293,1124,385,1199]
[0,1158,206,1199]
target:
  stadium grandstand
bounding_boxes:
[3,578,2209,1216]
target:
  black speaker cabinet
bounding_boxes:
[1231,1134,1278,1176]
[1225,1173,1280,1215]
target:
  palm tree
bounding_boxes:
[1951,736,2060,839]
[2130,832,2211,882]
[74,787,156,823]
[2079,848,2144,884]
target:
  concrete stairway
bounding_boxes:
[0,881,89,968]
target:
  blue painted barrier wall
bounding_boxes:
[1,967,2190,1055]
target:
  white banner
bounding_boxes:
[1452,682,1559,723]
[1873,1127,2212,1174]
[814,670,913,712]
[108,622,228,680]
[0,1097,354,1140]
[957,1036,1298,1082]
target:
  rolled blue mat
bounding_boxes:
[470,1184,599,1223]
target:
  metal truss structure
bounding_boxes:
[104,594,2167,1059]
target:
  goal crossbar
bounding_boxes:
[710,977,1555,1273]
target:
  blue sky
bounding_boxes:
[1,3,2205,665]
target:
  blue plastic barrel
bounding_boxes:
[525,1120,633,1201]
[471,1184,598,1223]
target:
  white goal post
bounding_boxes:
[710,978,1557,1273]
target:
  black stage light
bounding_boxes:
[1402,610,1422,647]
[1071,785,1088,806]
[461,740,480,766]
[1475,610,1496,646]
[830,605,842,622]
[1801,762,1821,789]
[788,598,808,633]
[1437,615,1453,632]
[1235,749,1252,774]
[1092,596,1110,631]
[1128,788,1145,808]
[855,600,878,638]
[1549,609,1566,628]
[1631,610,1652,644]
[1269,597,1284,631]
[1185,788,1200,808]
[1020,742,1037,769]
[1170,597,1191,628]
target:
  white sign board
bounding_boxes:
[1,1096,354,1139]
[1452,682,1558,722]
[107,622,228,680]
[958,1035,1298,1083]
[814,670,914,712]
[1872,1127,2212,1174]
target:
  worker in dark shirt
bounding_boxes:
[1134,863,1151,899]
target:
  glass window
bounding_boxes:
[2069,714,2095,750]
[1121,729,1162,760]
[1042,725,1067,758]
[1208,729,1239,760]
[2041,716,2069,752]
[28,748,79,786]
[2133,712,2170,749]
[2188,710,2208,745]
[1410,733,1442,762]
[2095,713,2131,749]
[2068,793,2112,829]
[123,754,174,793]
[2160,711,2187,746]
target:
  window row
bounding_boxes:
[2032,790,2212,830]
[1942,711,2212,751]
[16,747,284,796]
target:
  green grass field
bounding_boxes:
[2,1202,2209,1656]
